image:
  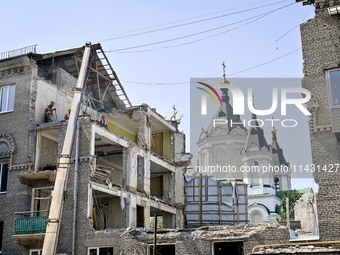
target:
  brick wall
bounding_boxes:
[300,3,340,241]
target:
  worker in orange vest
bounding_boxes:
[44,101,56,123]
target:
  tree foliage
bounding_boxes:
[280,190,302,220]
[150,215,163,229]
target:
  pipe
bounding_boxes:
[71,120,80,255]
[252,240,340,253]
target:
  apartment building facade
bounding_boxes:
[299,0,340,241]
[0,44,190,254]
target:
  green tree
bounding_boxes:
[280,190,302,220]
[150,215,163,229]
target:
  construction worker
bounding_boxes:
[64,109,71,120]
[44,101,56,123]
[101,115,108,129]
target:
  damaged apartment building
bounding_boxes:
[0,43,191,255]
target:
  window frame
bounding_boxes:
[88,247,114,255]
[29,249,42,255]
[326,69,340,108]
[0,84,15,113]
[0,163,9,193]
[31,186,53,216]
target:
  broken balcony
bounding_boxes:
[18,129,58,185]
[12,211,48,247]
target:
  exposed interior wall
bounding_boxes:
[107,122,137,143]
[151,133,163,155]
[163,173,174,203]
[92,191,125,230]
[151,132,173,161]
[161,211,175,229]
[151,176,163,197]
[36,135,58,171]
[35,80,73,123]
[163,131,173,161]
[96,154,123,186]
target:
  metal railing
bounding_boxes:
[13,210,48,235]
[0,45,37,60]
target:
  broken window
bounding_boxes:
[213,241,243,255]
[88,247,113,255]
[149,244,175,255]
[0,84,15,113]
[0,163,8,193]
[32,187,52,216]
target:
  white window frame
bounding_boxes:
[0,84,15,113]
[29,249,42,255]
[88,247,113,255]
[0,163,9,193]
[326,69,340,108]
[31,186,53,216]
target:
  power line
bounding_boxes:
[106,2,295,53]
[101,0,290,42]
[275,6,312,42]
[39,0,289,53]
[113,12,272,53]
[121,48,301,86]
[228,48,301,76]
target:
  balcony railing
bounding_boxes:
[13,211,48,235]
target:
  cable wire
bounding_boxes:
[101,0,290,42]
[106,2,295,53]
[121,48,301,86]
[113,12,272,53]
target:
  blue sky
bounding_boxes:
[1,0,316,190]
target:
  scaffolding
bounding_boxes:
[184,176,248,226]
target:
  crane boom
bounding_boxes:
[42,43,92,255]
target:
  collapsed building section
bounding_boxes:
[0,44,191,255]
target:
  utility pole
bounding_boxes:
[153,213,158,255]
[286,197,290,230]
[199,173,203,226]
